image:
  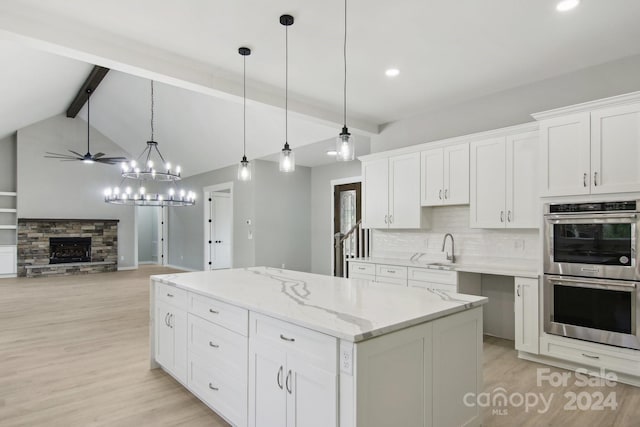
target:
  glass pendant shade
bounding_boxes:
[336,126,354,161]
[238,156,252,181]
[279,143,295,172]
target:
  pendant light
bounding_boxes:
[237,47,252,181]
[336,0,354,161]
[279,14,295,173]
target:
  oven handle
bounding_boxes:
[547,275,638,290]
[545,213,638,221]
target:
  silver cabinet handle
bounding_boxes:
[500,211,504,222]
[277,365,284,390]
[507,210,512,222]
[384,215,388,224]
[166,293,174,298]
[164,312,170,327]
[168,314,173,329]
[444,189,448,199]
[358,266,365,270]
[594,171,598,186]
[516,284,521,297]
[583,173,587,187]
[439,189,442,200]
[582,353,600,360]
[209,341,219,348]
[389,215,393,224]
[280,334,295,342]
[208,382,219,391]
[387,270,396,274]
[286,369,292,394]
[209,308,219,314]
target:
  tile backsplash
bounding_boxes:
[372,205,539,261]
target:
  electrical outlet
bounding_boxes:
[120,255,124,261]
[340,341,353,375]
[248,230,253,240]
[281,263,285,269]
[514,239,525,251]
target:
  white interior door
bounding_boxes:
[209,193,232,270]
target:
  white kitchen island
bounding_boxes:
[150,266,487,427]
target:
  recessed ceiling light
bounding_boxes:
[556,0,580,12]
[326,150,338,156]
[385,68,400,78]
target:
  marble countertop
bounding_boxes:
[152,267,487,343]
[350,257,539,279]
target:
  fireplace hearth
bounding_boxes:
[49,237,91,264]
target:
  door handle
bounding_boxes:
[286,369,292,394]
[277,365,284,390]
[164,312,170,327]
[209,341,219,348]
[389,215,393,224]
[168,314,173,329]
[208,382,219,391]
[209,308,219,314]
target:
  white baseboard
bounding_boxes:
[117,266,138,271]
[138,261,158,265]
[166,264,200,272]
[0,274,17,279]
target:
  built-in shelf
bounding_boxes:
[0,208,17,213]
[0,225,18,230]
[0,192,17,197]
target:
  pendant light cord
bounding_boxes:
[87,90,91,153]
[343,0,347,127]
[285,23,289,144]
[150,81,155,141]
[243,54,247,157]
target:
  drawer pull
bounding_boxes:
[277,365,284,390]
[166,293,174,298]
[280,334,295,342]
[209,308,219,314]
[358,266,365,270]
[208,382,219,391]
[387,270,396,274]
[581,353,600,360]
[209,341,219,348]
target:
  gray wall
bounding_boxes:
[0,133,17,191]
[373,54,640,152]
[254,160,311,272]
[168,163,256,270]
[310,161,362,275]
[16,114,136,268]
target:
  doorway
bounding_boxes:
[332,180,362,276]
[136,206,168,266]
[204,183,234,270]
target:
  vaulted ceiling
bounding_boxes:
[1,0,640,175]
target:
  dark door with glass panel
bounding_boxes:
[333,183,361,276]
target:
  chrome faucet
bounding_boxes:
[442,233,455,263]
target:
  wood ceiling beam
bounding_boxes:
[66,65,110,118]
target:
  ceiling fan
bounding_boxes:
[45,88,128,165]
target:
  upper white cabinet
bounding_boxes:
[421,143,469,206]
[470,131,538,229]
[362,153,424,229]
[537,99,640,197]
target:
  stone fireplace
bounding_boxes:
[17,219,118,277]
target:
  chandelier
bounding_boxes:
[103,80,196,207]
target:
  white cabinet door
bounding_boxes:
[420,148,444,206]
[514,277,539,354]
[389,153,421,228]
[172,308,188,383]
[506,132,539,228]
[0,246,16,275]
[249,340,287,427]
[155,301,174,370]
[539,113,590,197]
[287,356,337,427]
[591,103,640,194]
[362,158,389,229]
[470,137,506,228]
[443,143,469,205]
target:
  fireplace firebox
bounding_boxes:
[49,237,91,264]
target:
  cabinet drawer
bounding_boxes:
[349,272,375,281]
[156,282,187,310]
[542,336,640,376]
[350,262,375,276]
[375,277,407,286]
[408,280,456,292]
[188,351,247,427]
[376,264,408,280]
[250,312,337,373]
[408,267,457,285]
[188,314,248,380]
[189,292,249,336]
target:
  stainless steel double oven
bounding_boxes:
[543,201,640,350]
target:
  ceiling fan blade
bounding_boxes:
[93,152,106,158]
[45,154,79,160]
[96,157,128,164]
[68,150,85,157]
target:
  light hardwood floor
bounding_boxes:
[1,266,640,426]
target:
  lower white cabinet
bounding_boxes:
[408,267,457,292]
[248,313,338,427]
[514,277,539,354]
[0,245,16,275]
[155,299,187,384]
